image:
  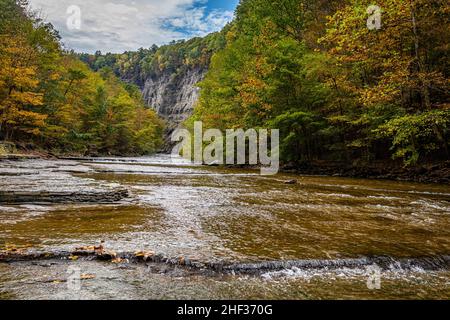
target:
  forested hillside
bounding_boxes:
[0,0,164,156]
[189,0,449,167]
[1,0,448,168]
[79,31,227,88]
[79,30,228,141]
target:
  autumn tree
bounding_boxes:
[189,0,449,166]
[322,0,449,164]
[0,1,47,141]
[0,0,164,155]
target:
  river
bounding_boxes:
[0,155,449,299]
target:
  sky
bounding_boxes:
[28,0,240,53]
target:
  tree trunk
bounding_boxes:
[410,0,430,109]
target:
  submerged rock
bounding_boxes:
[2,247,449,275]
[0,189,129,204]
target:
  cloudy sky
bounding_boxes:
[28,0,239,53]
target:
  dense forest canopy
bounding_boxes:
[189,0,449,166]
[1,0,448,166]
[78,29,228,89]
[0,0,164,156]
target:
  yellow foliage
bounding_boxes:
[0,34,46,138]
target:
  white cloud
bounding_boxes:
[165,7,234,36]
[28,0,234,53]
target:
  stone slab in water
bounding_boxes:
[0,189,129,204]
[0,154,40,160]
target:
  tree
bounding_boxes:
[0,35,46,140]
[322,0,449,164]
[0,0,164,155]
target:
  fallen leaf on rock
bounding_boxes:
[111,257,127,264]
[75,245,103,252]
[135,251,155,259]
[80,274,95,280]
[2,244,33,254]
[97,250,117,260]
[75,245,95,251]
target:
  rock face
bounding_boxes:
[142,66,206,125]
[0,189,129,204]
[141,66,207,150]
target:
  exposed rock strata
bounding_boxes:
[0,190,129,204]
[1,248,448,275]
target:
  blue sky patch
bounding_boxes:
[28,0,240,53]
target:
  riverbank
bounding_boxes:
[0,154,41,160]
[1,149,449,184]
[280,160,450,185]
[0,142,56,160]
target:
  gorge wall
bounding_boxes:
[79,31,227,151]
[140,65,208,151]
[141,66,206,132]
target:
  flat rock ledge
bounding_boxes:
[0,154,41,160]
[0,189,129,204]
[0,248,448,275]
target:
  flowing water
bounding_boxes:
[0,155,449,299]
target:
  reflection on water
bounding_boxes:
[0,155,449,299]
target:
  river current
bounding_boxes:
[0,155,449,299]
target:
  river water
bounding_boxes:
[0,155,449,299]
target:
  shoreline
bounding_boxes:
[1,151,449,185]
[279,161,450,185]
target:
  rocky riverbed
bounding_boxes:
[0,155,449,299]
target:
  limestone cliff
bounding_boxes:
[142,66,206,130]
[79,30,228,151]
